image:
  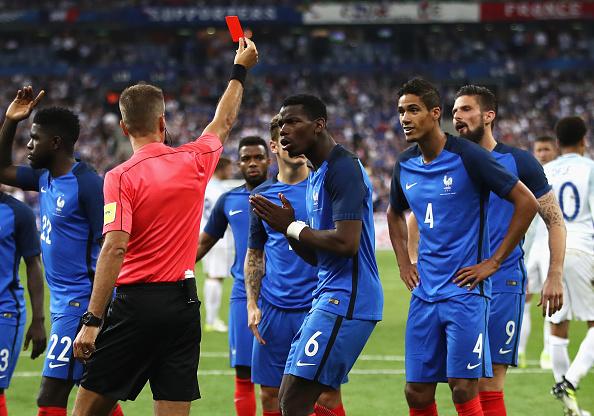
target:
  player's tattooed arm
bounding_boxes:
[244,248,265,303]
[536,190,565,316]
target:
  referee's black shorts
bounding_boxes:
[81,282,202,401]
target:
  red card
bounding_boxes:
[225,16,244,42]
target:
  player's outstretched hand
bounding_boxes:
[399,262,419,291]
[234,37,259,70]
[247,301,265,345]
[6,86,45,122]
[23,319,47,359]
[73,325,101,361]
[250,193,295,234]
[539,273,563,317]
[454,258,500,290]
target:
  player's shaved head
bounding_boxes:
[555,116,587,147]
[397,78,441,114]
[282,94,327,122]
[119,83,165,137]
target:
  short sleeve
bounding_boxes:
[179,133,223,184]
[460,142,518,198]
[325,156,367,222]
[16,166,43,192]
[77,172,105,242]
[389,162,410,213]
[14,203,41,259]
[514,149,551,199]
[103,170,133,235]
[203,193,229,239]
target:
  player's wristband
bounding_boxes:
[286,221,308,240]
[230,64,247,85]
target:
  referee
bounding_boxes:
[72,38,258,416]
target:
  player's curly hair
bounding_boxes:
[282,94,327,122]
[33,107,80,150]
[555,116,587,147]
[397,78,441,113]
[238,136,269,156]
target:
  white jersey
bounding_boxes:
[202,177,227,228]
[544,153,594,254]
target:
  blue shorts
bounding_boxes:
[42,313,84,381]
[405,294,492,383]
[489,292,524,366]
[284,308,376,390]
[252,300,308,387]
[229,299,254,368]
[0,315,25,389]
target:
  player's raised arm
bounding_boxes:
[0,86,44,186]
[202,38,258,144]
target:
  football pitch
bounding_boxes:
[8,250,593,415]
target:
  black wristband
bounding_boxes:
[230,64,247,85]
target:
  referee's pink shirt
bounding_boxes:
[102,133,223,285]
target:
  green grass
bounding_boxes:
[7,251,593,415]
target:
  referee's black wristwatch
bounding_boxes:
[81,311,103,327]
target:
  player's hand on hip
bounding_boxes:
[249,193,295,234]
[73,325,101,361]
[539,273,563,317]
[6,86,45,121]
[399,262,419,291]
[454,258,500,290]
[234,37,259,69]
[23,319,47,359]
[247,302,265,345]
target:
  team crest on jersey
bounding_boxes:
[441,174,455,195]
[56,195,65,212]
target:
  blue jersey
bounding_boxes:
[204,184,250,300]
[0,193,40,320]
[489,143,551,294]
[16,162,104,315]
[306,145,383,321]
[390,134,518,302]
[248,177,318,310]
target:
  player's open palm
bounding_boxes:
[6,86,45,121]
[247,302,265,345]
[234,37,259,69]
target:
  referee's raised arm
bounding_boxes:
[202,37,259,144]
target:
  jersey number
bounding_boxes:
[558,181,580,221]
[0,348,9,371]
[46,334,72,363]
[424,203,434,229]
[40,215,52,245]
[304,331,323,357]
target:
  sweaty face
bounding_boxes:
[452,95,485,144]
[533,142,557,165]
[27,124,56,169]
[238,145,270,187]
[397,94,439,143]
[278,105,319,158]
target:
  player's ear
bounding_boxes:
[52,136,61,150]
[119,120,129,137]
[314,118,326,134]
[484,110,496,126]
[432,107,441,121]
[269,139,279,155]
[158,115,166,133]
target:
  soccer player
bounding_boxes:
[0,88,108,416]
[547,117,594,416]
[250,94,383,416]
[521,135,560,369]
[71,38,258,416]
[197,136,270,416]
[387,78,538,416]
[202,157,233,333]
[245,115,344,416]
[0,187,46,416]
[451,85,565,415]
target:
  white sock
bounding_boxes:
[550,334,571,383]
[565,327,594,388]
[204,278,223,325]
[519,301,532,354]
[543,320,551,353]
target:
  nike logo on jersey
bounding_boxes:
[0,375,6,379]
[405,182,418,190]
[499,348,512,355]
[466,362,481,370]
[48,362,68,369]
[229,210,243,216]
[296,360,316,367]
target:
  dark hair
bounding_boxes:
[455,84,498,114]
[33,107,80,149]
[555,117,587,147]
[238,136,269,155]
[534,135,556,144]
[215,157,231,172]
[397,78,441,112]
[282,94,327,122]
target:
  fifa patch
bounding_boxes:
[104,202,117,225]
[69,301,81,307]
[328,298,340,305]
[2,313,12,318]
[506,280,518,286]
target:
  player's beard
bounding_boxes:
[459,123,485,144]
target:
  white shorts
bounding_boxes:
[548,249,594,324]
[526,251,549,295]
[202,242,233,278]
